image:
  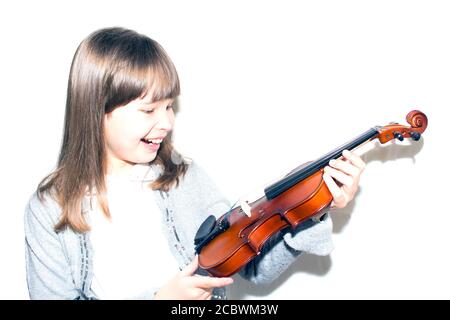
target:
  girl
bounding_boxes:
[24,27,366,300]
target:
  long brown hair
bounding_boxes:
[38,27,188,233]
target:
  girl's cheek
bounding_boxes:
[139,121,159,138]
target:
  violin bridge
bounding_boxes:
[238,188,264,217]
[240,199,252,217]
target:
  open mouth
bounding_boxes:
[140,138,163,145]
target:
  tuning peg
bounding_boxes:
[394,132,404,141]
[410,131,421,141]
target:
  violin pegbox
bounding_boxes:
[376,110,428,144]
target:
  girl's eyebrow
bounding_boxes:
[140,98,174,107]
[139,99,155,107]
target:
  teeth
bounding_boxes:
[146,138,163,144]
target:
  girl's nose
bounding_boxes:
[155,108,173,132]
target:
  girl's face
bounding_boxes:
[103,95,175,175]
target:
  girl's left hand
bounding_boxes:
[322,149,366,209]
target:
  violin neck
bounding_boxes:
[264,127,380,200]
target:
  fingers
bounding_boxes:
[324,165,354,188]
[184,275,232,300]
[328,150,365,178]
[323,150,366,209]
[181,256,234,288]
[323,171,346,207]
[157,256,232,300]
[180,255,199,277]
[190,288,212,300]
[190,275,234,289]
[328,158,359,178]
[179,256,233,300]
[200,289,213,300]
[342,150,366,171]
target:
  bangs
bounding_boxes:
[140,60,180,103]
[104,37,180,112]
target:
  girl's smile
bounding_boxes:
[140,136,165,152]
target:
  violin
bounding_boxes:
[194,110,428,277]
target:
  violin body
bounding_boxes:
[195,110,428,277]
[199,169,332,277]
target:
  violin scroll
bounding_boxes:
[376,110,428,144]
[406,110,428,131]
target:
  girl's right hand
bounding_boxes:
[154,255,234,300]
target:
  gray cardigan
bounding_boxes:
[24,161,333,300]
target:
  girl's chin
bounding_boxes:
[139,150,159,162]
[137,153,158,164]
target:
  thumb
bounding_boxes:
[180,255,199,276]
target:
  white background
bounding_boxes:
[1,0,449,299]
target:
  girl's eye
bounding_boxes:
[141,105,172,114]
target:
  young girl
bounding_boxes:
[24,27,366,300]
